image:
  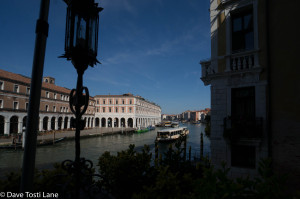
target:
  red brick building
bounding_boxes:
[0,69,95,135]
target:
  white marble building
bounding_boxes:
[94,94,161,128]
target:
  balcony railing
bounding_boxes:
[223,116,263,142]
[226,50,259,72]
[200,60,212,85]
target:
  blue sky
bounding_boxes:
[0,0,211,114]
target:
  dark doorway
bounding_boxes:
[10,116,18,134]
[0,116,4,135]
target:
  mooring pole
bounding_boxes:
[155,140,158,167]
[200,132,204,159]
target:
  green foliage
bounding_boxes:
[133,166,195,199]
[192,162,256,199]
[0,141,293,199]
[191,159,290,199]
[253,158,288,199]
[98,144,153,199]
[0,163,71,193]
[0,170,22,192]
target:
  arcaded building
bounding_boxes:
[0,69,95,135]
[94,94,161,128]
[0,69,161,134]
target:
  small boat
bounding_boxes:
[38,137,65,146]
[156,127,189,142]
[155,123,164,127]
[147,125,155,131]
[136,128,149,133]
[0,137,66,149]
[164,121,172,127]
[171,122,179,128]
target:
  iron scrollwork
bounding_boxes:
[55,73,110,198]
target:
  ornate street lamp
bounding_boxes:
[61,0,103,71]
[60,0,103,197]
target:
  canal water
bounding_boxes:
[0,123,210,177]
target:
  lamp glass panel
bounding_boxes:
[74,15,87,49]
[88,17,97,53]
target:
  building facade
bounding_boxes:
[201,0,268,177]
[0,70,161,134]
[201,0,300,189]
[94,94,161,128]
[0,69,95,135]
[161,114,178,121]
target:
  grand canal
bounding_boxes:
[0,123,210,177]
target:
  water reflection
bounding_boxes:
[0,123,210,176]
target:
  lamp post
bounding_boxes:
[60,0,103,197]
[21,0,50,193]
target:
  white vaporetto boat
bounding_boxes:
[156,127,189,142]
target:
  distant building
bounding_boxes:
[183,111,191,121]
[94,93,161,128]
[190,111,197,122]
[161,114,178,121]
[161,114,167,120]
[201,0,300,189]
[0,69,95,135]
[0,70,162,134]
[189,109,211,122]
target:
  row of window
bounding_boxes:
[0,81,71,102]
[96,107,132,113]
[0,99,95,115]
[137,102,158,110]
[96,99,132,105]
[45,91,69,101]
[45,105,94,114]
[0,81,29,94]
[136,106,160,113]
[45,105,69,113]
[0,99,69,113]
[0,99,25,110]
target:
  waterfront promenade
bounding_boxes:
[0,127,136,147]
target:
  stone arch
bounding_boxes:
[51,116,55,130]
[83,117,87,129]
[0,115,4,135]
[121,118,125,127]
[114,118,119,127]
[64,117,68,129]
[23,116,27,128]
[43,117,49,130]
[70,117,75,128]
[108,117,112,127]
[88,117,91,128]
[127,118,133,128]
[10,115,19,134]
[58,117,63,130]
[95,118,100,127]
[101,118,106,127]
